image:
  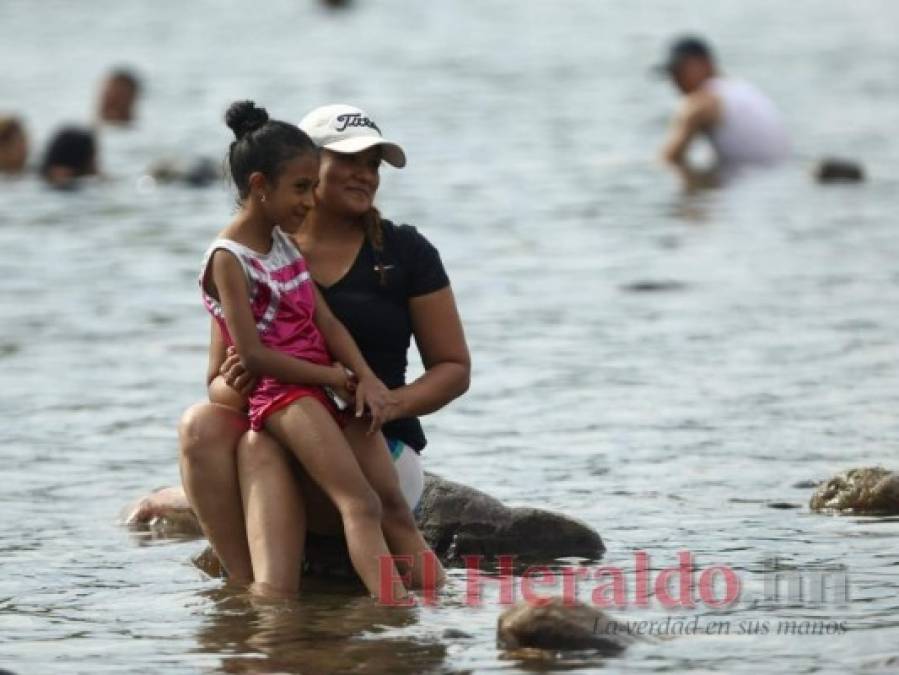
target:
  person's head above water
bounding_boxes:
[0,116,28,174]
[298,104,405,220]
[225,100,319,230]
[40,126,97,188]
[657,35,717,95]
[98,68,141,124]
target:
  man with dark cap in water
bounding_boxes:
[40,126,98,188]
[657,35,790,178]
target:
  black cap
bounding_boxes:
[653,35,714,75]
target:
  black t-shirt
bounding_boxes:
[318,219,449,452]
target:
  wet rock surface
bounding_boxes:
[417,473,604,565]
[121,486,203,539]
[125,473,605,576]
[809,467,899,515]
[814,158,865,183]
[497,598,633,655]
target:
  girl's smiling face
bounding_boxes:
[315,147,381,216]
[260,152,320,232]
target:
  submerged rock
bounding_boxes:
[809,467,899,514]
[792,479,821,489]
[497,598,632,654]
[766,501,801,510]
[125,473,605,576]
[145,157,221,188]
[619,280,687,293]
[814,158,865,183]
[122,486,203,539]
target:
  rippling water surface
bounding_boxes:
[2,1,898,673]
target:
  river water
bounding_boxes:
[2,1,898,673]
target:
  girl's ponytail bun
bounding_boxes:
[225,100,269,140]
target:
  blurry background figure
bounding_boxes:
[320,0,353,9]
[0,115,28,174]
[40,126,98,188]
[144,156,221,188]
[658,35,790,183]
[98,67,141,125]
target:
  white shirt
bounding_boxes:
[704,77,791,166]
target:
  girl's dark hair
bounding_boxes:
[224,100,317,200]
[40,126,96,177]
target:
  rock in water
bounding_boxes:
[809,467,899,514]
[497,598,632,654]
[418,473,605,565]
[124,474,605,577]
[814,158,865,183]
[619,280,687,293]
[121,486,203,538]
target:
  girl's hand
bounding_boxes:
[221,346,257,397]
[329,362,357,405]
[353,373,392,434]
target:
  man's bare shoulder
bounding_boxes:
[679,89,722,128]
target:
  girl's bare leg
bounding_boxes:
[237,431,306,596]
[265,398,409,603]
[178,401,253,583]
[343,422,446,590]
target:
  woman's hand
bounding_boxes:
[220,346,257,397]
[353,372,393,434]
[379,387,407,425]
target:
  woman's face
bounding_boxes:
[262,152,320,232]
[315,147,381,216]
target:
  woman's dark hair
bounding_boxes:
[225,100,317,200]
[363,207,388,286]
[40,126,96,178]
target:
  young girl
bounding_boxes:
[200,100,422,601]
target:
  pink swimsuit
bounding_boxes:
[200,226,336,431]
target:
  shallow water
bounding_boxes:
[2,1,899,673]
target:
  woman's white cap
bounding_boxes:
[298,104,406,168]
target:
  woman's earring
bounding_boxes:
[260,193,267,203]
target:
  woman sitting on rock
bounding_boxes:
[177,103,470,595]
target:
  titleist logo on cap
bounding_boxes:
[334,112,381,134]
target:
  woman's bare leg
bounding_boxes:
[343,422,446,590]
[265,399,409,603]
[237,431,306,596]
[178,401,253,583]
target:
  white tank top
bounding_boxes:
[703,77,790,166]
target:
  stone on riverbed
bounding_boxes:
[123,473,605,575]
[121,486,203,538]
[418,473,604,565]
[814,158,865,183]
[497,598,632,655]
[809,467,899,515]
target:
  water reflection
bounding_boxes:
[194,586,451,674]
